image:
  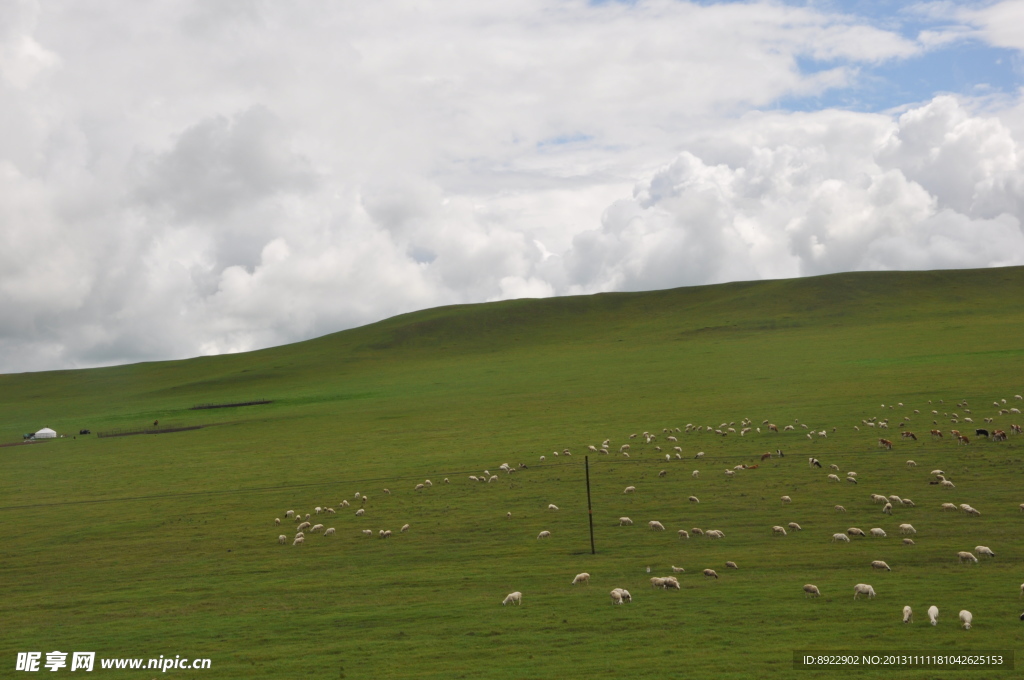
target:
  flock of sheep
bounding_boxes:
[271,393,1022,629]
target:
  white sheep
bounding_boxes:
[902,538,915,545]
[703,569,718,579]
[649,520,666,531]
[870,494,887,504]
[928,605,939,625]
[650,576,667,588]
[830,464,840,471]
[803,584,821,598]
[401,524,410,533]
[296,521,312,532]
[355,508,365,517]
[975,545,995,558]
[706,529,724,539]
[725,470,734,477]
[959,610,972,629]
[315,506,322,515]
[870,528,887,538]
[906,460,916,468]
[572,573,591,585]
[278,535,286,544]
[957,551,978,564]
[362,529,373,536]
[502,591,522,606]
[672,566,685,573]
[901,498,915,507]
[415,483,425,491]
[870,560,891,571]
[828,474,841,482]
[678,529,689,539]
[619,517,633,526]
[691,527,704,536]
[293,536,304,545]
[903,605,912,623]
[379,529,392,538]
[853,583,876,599]
[831,533,850,543]
[788,522,802,531]
[548,504,559,511]
[941,502,958,511]
[725,561,738,569]
[848,527,866,537]
[834,505,846,513]
[772,526,787,536]
[539,456,545,462]
[340,500,350,507]
[383,488,391,494]
[688,496,699,503]
[623,486,636,494]
[658,469,668,477]
[882,502,893,515]
[424,480,432,487]
[692,470,699,478]
[537,530,551,539]
[781,495,792,504]
[444,478,450,484]
[506,512,512,519]
[941,480,955,489]
[899,524,916,535]
[310,524,324,533]
[326,508,336,514]
[285,510,295,519]
[324,528,336,536]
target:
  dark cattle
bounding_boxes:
[153,420,159,427]
[812,460,822,468]
[975,429,989,437]
[79,429,91,435]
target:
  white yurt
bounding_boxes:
[34,427,57,439]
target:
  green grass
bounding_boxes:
[2,266,1024,679]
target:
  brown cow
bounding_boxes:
[760,452,772,461]
[878,438,893,450]
[930,429,942,438]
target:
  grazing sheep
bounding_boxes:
[692,470,700,478]
[678,529,689,539]
[619,517,633,526]
[294,532,304,539]
[278,535,286,544]
[324,528,336,536]
[695,452,704,459]
[502,591,522,606]
[848,528,866,537]
[975,545,995,557]
[672,566,685,573]
[957,551,978,564]
[848,472,858,478]
[906,460,916,468]
[772,525,787,536]
[537,531,551,539]
[548,504,559,511]
[623,486,636,494]
[444,478,450,484]
[649,520,666,531]
[788,522,802,531]
[871,560,891,571]
[903,605,912,623]
[781,495,792,504]
[725,470,735,477]
[507,512,512,519]
[902,538,915,545]
[315,507,322,515]
[901,498,915,507]
[361,529,373,536]
[610,589,624,605]
[870,528,887,538]
[941,480,956,489]
[831,533,851,543]
[340,500,350,507]
[285,510,295,519]
[870,494,887,504]
[803,584,821,598]
[326,508,336,514]
[304,514,310,520]
[415,483,425,491]
[959,610,972,629]
[355,508,365,517]
[928,605,939,625]
[650,577,668,589]
[688,496,699,503]
[846,476,858,485]
[941,502,958,511]
[834,505,846,513]
[828,474,841,483]
[899,524,916,535]
[725,561,738,569]
[882,502,893,515]
[887,494,900,504]
[539,456,545,462]
[296,521,312,532]
[830,464,840,471]
[706,529,724,539]
[703,569,718,579]
[662,576,681,590]
[379,529,392,538]
[310,524,324,533]
[658,469,668,477]
[293,536,305,545]
[572,573,591,585]
[853,584,876,599]
[401,524,410,533]
[274,518,281,526]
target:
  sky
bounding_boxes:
[2,0,1024,372]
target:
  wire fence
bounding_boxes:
[96,425,206,438]
[190,399,272,410]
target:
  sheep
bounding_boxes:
[415,483,425,491]
[906,460,916,468]
[315,506,322,515]
[688,496,699,504]
[901,498,915,507]
[725,470,735,477]
[871,560,891,571]
[443,478,450,484]
[362,529,373,536]
[355,508,365,517]
[882,502,893,515]
[848,528,866,537]
[610,588,631,605]
[539,456,545,462]
[695,452,704,459]
[623,486,636,494]
[898,524,916,535]
[294,532,304,539]
[692,470,700,478]
[292,534,307,546]
[671,566,685,573]
[658,469,668,477]
[830,533,849,543]
[706,529,724,539]
[304,514,311,520]
[928,605,939,625]
[870,528,887,538]
[870,494,887,504]
[401,524,410,533]
[803,584,821,598]
[548,504,559,511]
[310,524,324,533]
[537,530,551,539]
[930,469,945,476]
[902,538,915,545]
[853,584,876,599]
[278,535,287,544]
[846,476,858,485]
[619,517,633,526]
[828,474,841,483]
[502,591,522,606]
[834,505,846,513]
[324,527,336,536]
[691,528,704,536]
[772,525,787,536]
[296,521,312,532]
[965,506,981,516]
[340,500,350,507]
[941,480,956,489]
[975,545,995,558]
[781,495,792,504]
[649,520,666,531]
[285,510,295,519]
[903,605,912,623]
[887,494,900,504]
[830,463,840,471]
[488,475,499,483]
[703,569,719,579]
[572,573,591,585]
[662,576,681,590]
[725,561,738,569]
[959,610,972,630]
[379,529,392,538]
[383,488,391,494]
[650,576,667,588]
[678,529,690,539]
[941,502,958,511]
[326,508,336,514]
[957,551,978,564]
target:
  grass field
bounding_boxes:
[2,267,1023,679]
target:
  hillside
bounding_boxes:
[2,266,1023,679]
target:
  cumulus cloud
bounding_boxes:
[0,1,1021,372]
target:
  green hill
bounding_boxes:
[2,267,1023,679]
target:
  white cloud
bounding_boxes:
[0,1,1020,372]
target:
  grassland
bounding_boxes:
[2,267,1023,679]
